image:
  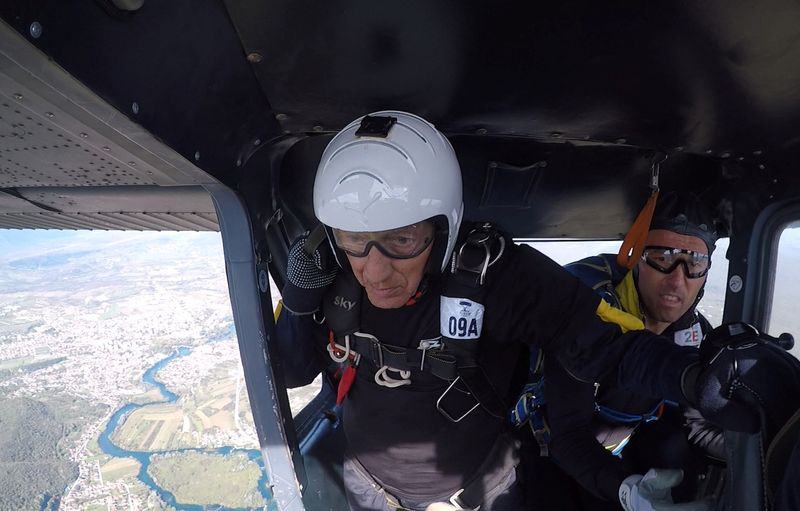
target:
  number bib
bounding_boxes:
[440,296,484,340]
[673,322,703,347]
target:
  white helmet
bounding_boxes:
[314,110,464,272]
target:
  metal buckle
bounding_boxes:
[448,488,480,510]
[353,331,383,368]
[436,376,480,423]
[452,225,505,285]
[418,337,442,371]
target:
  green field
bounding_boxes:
[113,366,256,451]
[148,451,267,509]
[0,356,66,381]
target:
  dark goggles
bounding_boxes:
[332,221,435,259]
[641,245,711,279]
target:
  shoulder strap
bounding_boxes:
[322,271,362,337]
[439,222,509,420]
[566,254,624,309]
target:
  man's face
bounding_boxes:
[335,221,435,309]
[636,229,710,328]
[346,245,432,309]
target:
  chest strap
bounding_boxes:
[348,332,459,381]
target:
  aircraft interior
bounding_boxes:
[2,1,800,510]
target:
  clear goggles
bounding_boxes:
[332,221,435,259]
[641,246,711,279]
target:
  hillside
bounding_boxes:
[0,397,79,510]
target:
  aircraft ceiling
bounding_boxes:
[1,1,800,233]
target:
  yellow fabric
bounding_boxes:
[614,270,643,322]
[274,299,284,322]
[595,296,644,333]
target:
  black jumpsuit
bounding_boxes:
[275,237,698,506]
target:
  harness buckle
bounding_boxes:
[418,337,442,371]
[436,376,480,423]
[452,224,505,285]
[353,331,383,368]
[327,332,360,365]
[448,488,480,511]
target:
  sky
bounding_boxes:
[2,227,799,346]
[0,230,222,263]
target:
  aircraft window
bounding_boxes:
[526,238,730,328]
[0,230,284,510]
[767,224,800,359]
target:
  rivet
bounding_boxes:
[275,113,288,121]
[705,149,713,154]
[550,131,563,138]
[80,133,88,139]
[753,150,762,156]
[738,156,744,161]
[128,161,136,166]
[772,178,778,183]
[102,146,110,152]
[131,102,139,115]
[194,151,200,161]
[312,125,323,132]
[253,138,261,146]
[476,128,487,135]
[29,22,42,39]
[246,52,263,63]
[45,112,54,118]
[236,158,242,167]
[13,93,23,101]
[721,152,731,159]
[675,146,684,152]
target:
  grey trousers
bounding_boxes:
[342,435,522,511]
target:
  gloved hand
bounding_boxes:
[619,469,712,511]
[281,228,338,315]
[682,322,800,434]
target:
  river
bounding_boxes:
[97,345,273,510]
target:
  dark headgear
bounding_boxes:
[650,191,718,254]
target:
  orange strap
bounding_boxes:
[617,190,660,269]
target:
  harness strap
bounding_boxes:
[596,400,666,424]
[511,349,550,455]
[347,333,459,381]
[438,223,508,421]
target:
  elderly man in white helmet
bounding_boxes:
[274,111,796,511]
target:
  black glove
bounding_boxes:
[281,228,338,315]
[683,322,800,435]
